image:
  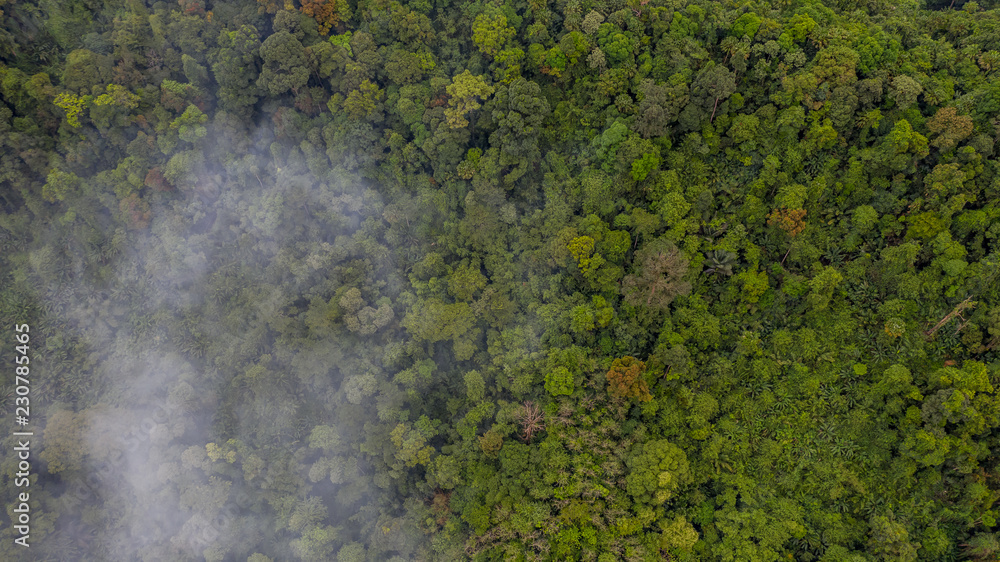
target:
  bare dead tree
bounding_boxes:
[516,401,546,441]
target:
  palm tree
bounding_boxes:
[703,250,737,277]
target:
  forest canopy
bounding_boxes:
[3,0,1000,560]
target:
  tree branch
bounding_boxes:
[925,296,977,338]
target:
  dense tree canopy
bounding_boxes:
[3,0,1000,560]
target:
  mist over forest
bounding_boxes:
[3,0,1000,560]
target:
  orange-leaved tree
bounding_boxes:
[300,0,351,35]
[607,356,652,402]
[767,207,807,237]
